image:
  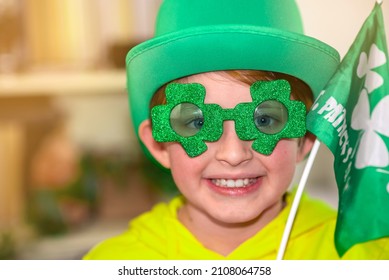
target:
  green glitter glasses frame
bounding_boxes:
[151,79,307,157]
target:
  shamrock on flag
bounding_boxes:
[306,2,389,256]
[352,44,389,170]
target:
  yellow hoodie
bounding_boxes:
[83,192,389,260]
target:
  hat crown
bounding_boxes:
[155,0,304,36]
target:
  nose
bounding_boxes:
[214,121,253,166]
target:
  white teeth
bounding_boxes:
[212,178,256,188]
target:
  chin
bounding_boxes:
[208,208,264,226]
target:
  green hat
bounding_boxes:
[126,0,340,137]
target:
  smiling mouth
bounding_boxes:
[211,178,258,188]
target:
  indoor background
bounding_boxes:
[0,0,388,259]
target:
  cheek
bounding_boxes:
[273,139,299,159]
[268,140,299,174]
[166,143,204,183]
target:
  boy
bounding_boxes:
[84,0,389,259]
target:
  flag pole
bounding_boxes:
[276,139,321,260]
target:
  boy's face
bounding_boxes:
[140,72,313,226]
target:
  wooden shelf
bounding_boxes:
[0,70,127,97]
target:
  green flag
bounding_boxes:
[306,2,389,257]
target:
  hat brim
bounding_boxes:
[126,25,340,134]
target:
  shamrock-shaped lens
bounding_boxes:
[170,103,204,137]
[254,100,288,134]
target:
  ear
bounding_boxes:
[296,132,316,163]
[138,119,171,169]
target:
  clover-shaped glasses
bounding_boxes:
[151,80,306,157]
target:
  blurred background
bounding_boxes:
[0,0,387,259]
